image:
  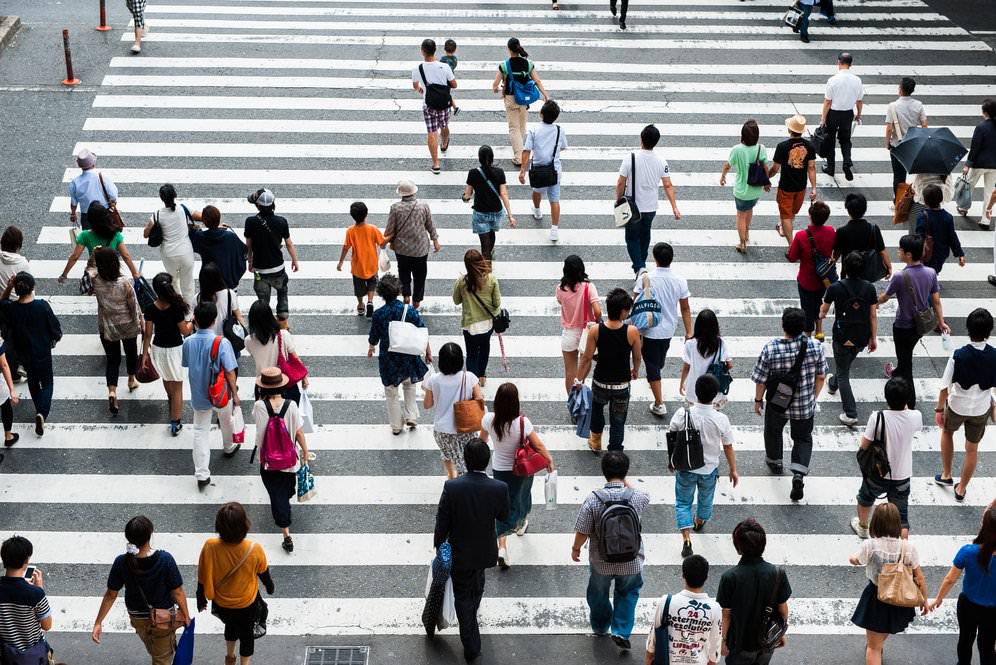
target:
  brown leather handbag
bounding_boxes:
[452,371,485,433]
[99,172,125,231]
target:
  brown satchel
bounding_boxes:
[99,172,125,231]
[877,539,924,608]
[452,371,485,433]
[133,566,182,632]
[892,182,913,226]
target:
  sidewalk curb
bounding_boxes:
[0,16,21,52]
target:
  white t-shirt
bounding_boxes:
[885,96,926,147]
[645,590,722,665]
[204,289,238,337]
[856,537,921,584]
[152,206,195,258]
[633,267,689,340]
[667,404,734,475]
[524,123,568,173]
[482,412,535,472]
[245,329,297,377]
[424,370,479,435]
[825,70,864,111]
[939,342,996,417]
[252,397,303,473]
[411,61,454,101]
[862,409,920,480]
[618,149,671,214]
[682,338,731,404]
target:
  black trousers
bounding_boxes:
[260,469,296,528]
[396,254,428,304]
[1,399,11,433]
[451,567,486,658]
[213,599,258,657]
[892,324,920,408]
[609,0,628,20]
[763,410,814,476]
[957,593,996,665]
[819,0,835,16]
[824,109,854,173]
[889,146,908,193]
[100,335,139,387]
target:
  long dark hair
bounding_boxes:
[975,506,996,572]
[248,300,280,346]
[152,272,189,315]
[507,37,528,58]
[159,184,177,212]
[87,201,118,242]
[693,309,721,359]
[94,247,120,282]
[559,254,588,292]
[478,145,500,186]
[463,249,490,293]
[492,382,520,442]
[198,262,227,303]
[124,515,154,575]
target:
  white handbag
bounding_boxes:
[388,303,429,356]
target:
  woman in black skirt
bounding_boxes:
[848,502,930,665]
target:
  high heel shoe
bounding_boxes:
[128,378,139,392]
[108,395,119,414]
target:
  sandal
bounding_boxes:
[356,304,365,316]
[735,243,746,254]
[775,222,784,237]
[431,165,441,175]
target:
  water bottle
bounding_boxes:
[941,332,952,351]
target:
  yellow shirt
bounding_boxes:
[197,538,268,609]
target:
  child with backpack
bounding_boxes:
[439,39,460,116]
[337,201,386,318]
[252,367,310,553]
[915,183,966,275]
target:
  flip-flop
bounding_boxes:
[441,139,449,152]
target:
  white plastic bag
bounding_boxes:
[378,249,391,273]
[299,389,315,434]
[440,577,457,629]
[544,470,558,511]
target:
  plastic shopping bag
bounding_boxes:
[544,470,558,511]
[172,618,195,665]
[299,389,315,434]
[378,249,391,273]
[440,577,457,629]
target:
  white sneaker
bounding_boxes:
[649,402,668,417]
[549,226,559,241]
[839,413,859,427]
[130,44,142,53]
[850,516,870,539]
[532,207,543,220]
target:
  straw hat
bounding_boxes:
[785,115,807,135]
[256,367,289,389]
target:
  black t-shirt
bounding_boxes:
[773,137,815,193]
[716,557,792,654]
[144,302,185,348]
[499,57,532,95]
[823,277,877,343]
[244,213,290,271]
[833,219,885,277]
[467,166,506,213]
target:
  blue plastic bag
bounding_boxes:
[173,617,195,665]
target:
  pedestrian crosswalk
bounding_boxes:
[5,0,995,660]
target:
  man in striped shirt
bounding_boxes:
[0,536,53,657]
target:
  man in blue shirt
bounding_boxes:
[0,536,53,660]
[182,301,241,490]
[67,149,118,231]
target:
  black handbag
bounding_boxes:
[148,211,163,248]
[812,125,831,158]
[252,594,269,639]
[806,229,838,284]
[858,223,889,282]
[418,64,451,111]
[528,125,561,189]
[758,567,788,651]
[856,411,891,479]
[746,145,771,187]
[764,340,809,414]
[469,288,510,334]
[665,409,704,471]
[221,290,246,353]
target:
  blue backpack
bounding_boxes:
[504,59,540,106]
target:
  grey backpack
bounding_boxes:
[593,488,642,563]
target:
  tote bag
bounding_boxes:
[452,371,486,433]
[877,540,924,608]
[388,303,429,356]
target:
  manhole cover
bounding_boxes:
[304,646,370,665]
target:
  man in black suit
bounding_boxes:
[433,438,510,662]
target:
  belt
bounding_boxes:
[593,380,630,391]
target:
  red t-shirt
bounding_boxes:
[788,224,836,291]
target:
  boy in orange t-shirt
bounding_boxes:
[337,201,385,317]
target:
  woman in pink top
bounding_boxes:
[555,255,601,394]
[787,200,836,341]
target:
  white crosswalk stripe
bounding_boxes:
[20,0,995,656]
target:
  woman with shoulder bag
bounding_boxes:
[462,145,517,262]
[679,309,733,409]
[423,342,484,478]
[383,179,440,310]
[246,301,308,404]
[479,382,554,570]
[848,503,929,665]
[556,255,601,395]
[491,38,550,167]
[143,184,196,310]
[142,273,192,436]
[720,119,770,254]
[91,516,190,665]
[452,250,501,387]
[197,502,274,665]
[92,247,142,414]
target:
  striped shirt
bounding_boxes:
[0,577,51,651]
[574,481,651,576]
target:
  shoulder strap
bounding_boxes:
[766,565,783,608]
[592,488,608,505]
[889,102,905,141]
[630,152,637,199]
[477,167,501,198]
[400,302,410,322]
[901,269,924,309]
[840,279,857,301]
[214,541,256,591]
[502,58,510,78]
[278,399,291,419]
[620,487,634,503]
[806,228,818,253]
[418,64,429,87]
[264,398,276,419]
[553,125,561,160]
[469,288,496,317]
[876,410,886,445]
[519,414,525,448]
[210,336,221,362]
[790,337,809,374]
[181,204,192,222]
[98,172,112,203]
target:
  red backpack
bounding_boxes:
[207,336,230,408]
[260,400,298,471]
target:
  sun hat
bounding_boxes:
[785,114,807,135]
[396,179,418,197]
[256,367,289,389]
[76,149,97,169]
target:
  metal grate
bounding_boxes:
[304,646,370,665]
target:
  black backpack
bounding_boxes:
[593,488,642,563]
[833,279,872,349]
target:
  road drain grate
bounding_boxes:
[304,646,370,665]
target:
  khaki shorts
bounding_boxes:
[777,188,806,220]
[943,404,990,444]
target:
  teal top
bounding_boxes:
[728,142,769,201]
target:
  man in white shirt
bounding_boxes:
[411,38,457,175]
[520,100,568,241]
[819,52,864,181]
[616,125,682,274]
[633,242,691,417]
[668,375,738,559]
[885,77,928,195]
[934,307,996,503]
[644,554,722,665]
[852,376,920,539]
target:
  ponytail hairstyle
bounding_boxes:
[152,272,189,316]
[974,505,996,572]
[159,184,177,212]
[124,515,154,575]
[507,37,528,58]
[477,145,499,186]
[559,254,588,292]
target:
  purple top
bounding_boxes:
[884,264,939,329]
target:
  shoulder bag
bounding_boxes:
[452,370,485,433]
[276,331,308,385]
[919,211,935,264]
[665,408,704,471]
[901,269,939,336]
[418,64,452,111]
[764,339,810,414]
[469,284,510,334]
[859,223,889,282]
[856,410,891,480]
[806,229,839,285]
[706,341,733,395]
[953,174,973,211]
[746,144,771,187]
[758,566,788,651]
[99,172,125,231]
[512,415,547,477]
[148,211,163,248]
[877,539,925,608]
[210,541,269,638]
[222,291,246,353]
[783,1,803,28]
[528,125,561,189]
[208,336,231,409]
[626,271,662,331]
[614,152,640,227]
[504,58,540,106]
[651,594,673,665]
[133,566,181,631]
[388,303,430,356]
[893,182,914,225]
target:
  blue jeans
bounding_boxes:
[23,357,54,418]
[591,383,630,450]
[624,211,656,274]
[798,2,812,38]
[586,568,643,639]
[463,329,493,379]
[674,468,719,531]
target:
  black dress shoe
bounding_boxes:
[988,275,996,287]
[3,433,19,448]
[197,477,211,491]
[822,165,834,177]
[611,635,632,651]
[619,19,627,29]
[790,475,805,501]
[223,444,242,458]
[843,166,854,181]
[464,651,481,663]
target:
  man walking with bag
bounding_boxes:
[245,189,299,326]
[885,78,928,196]
[820,52,864,181]
[433,439,509,663]
[412,39,457,175]
[750,307,827,501]
[519,100,568,241]
[571,451,651,653]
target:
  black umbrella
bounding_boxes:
[891,126,967,174]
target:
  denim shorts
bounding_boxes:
[532,182,561,203]
[734,196,759,212]
[471,209,504,235]
[856,476,911,528]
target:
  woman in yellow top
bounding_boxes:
[197,502,274,665]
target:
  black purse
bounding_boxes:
[528,125,561,189]
[857,411,892,480]
[148,211,163,248]
[746,144,771,187]
[764,340,809,414]
[665,409,704,471]
[221,290,246,353]
[469,288,510,334]
[758,567,788,652]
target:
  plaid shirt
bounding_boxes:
[574,481,651,576]
[750,335,828,420]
